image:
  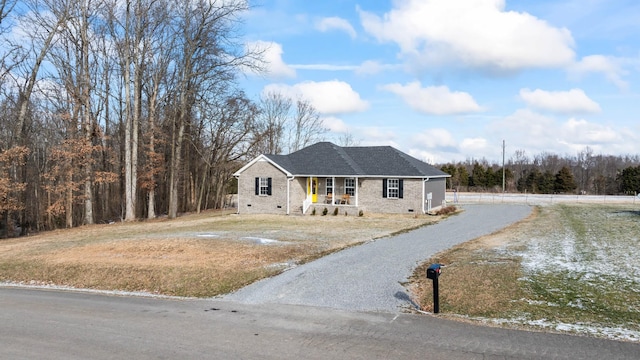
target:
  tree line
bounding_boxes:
[0,0,326,236]
[440,148,640,195]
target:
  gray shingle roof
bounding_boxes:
[264,142,449,178]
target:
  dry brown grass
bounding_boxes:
[0,209,438,297]
[409,207,538,315]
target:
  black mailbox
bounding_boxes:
[426,263,442,313]
[426,263,441,280]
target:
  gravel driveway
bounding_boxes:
[223,204,532,313]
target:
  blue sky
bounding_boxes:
[240,0,640,164]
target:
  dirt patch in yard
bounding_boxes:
[0,210,440,297]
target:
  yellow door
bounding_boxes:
[308,177,318,203]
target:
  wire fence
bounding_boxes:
[447,192,639,206]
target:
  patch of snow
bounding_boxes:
[512,298,559,307]
[472,315,640,342]
[0,281,196,299]
[240,236,284,245]
[195,233,220,238]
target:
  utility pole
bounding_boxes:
[502,140,506,193]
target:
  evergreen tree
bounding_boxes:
[470,162,486,188]
[537,170,555,193]
[618,166,640,194]
[457,165,469,190]
[555,166,577,193]
[440,164,457,189]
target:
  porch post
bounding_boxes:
[355,177,359,207]
[332,176,336,205]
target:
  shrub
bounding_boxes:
[322,208,328,216]
[311,208,316,216]
[333,208,339,216]
[358,210,364,217]
[344,211,348,216]
[435,206,457,216]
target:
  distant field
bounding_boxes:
[0,210,437,297]
[412,203,640,342]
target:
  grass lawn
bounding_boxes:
[0,210,438,297]
[411,204,640,342]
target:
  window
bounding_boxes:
[255,177,272,196]
[326,178,333,195]
[383,178,403,199]
[345,178,355,196]
[387,179,399,198]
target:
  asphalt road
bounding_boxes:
[2,287,640,359]
[224,204,533,312]
[3,204,640,359]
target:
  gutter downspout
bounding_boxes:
[287,176,295,215]
[422,177,431,214]
[234,175,240,214]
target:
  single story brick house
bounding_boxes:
[233,142,450,215]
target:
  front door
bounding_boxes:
[307,177,318,203]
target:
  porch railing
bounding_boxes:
[302,196,312,214]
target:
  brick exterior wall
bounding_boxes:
[358,178,423,214]
[237,159,289,214]
[237,159,447,215]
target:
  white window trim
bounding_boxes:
[326,178,333,195]
[345,178,355,196]
[387,178,400,199]
[259,177,269,196]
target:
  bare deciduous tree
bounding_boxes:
[255,91,290,155]
[166,0,259,219]
[288,98,326,153]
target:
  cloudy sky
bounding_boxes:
[240,0,639,164]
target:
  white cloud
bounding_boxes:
[290,64,357,71]
[488,109,626,156]
[561,118,619,145]
[316,17,357,39]
[489,109,560,152]
[322,116,350,133]
[407,149,439,164]
[360,128,398,144]
[355,60,401,75]
[246,41,296,79]
[569,55,628,90]
[460,137,490,155]
[359,0,575,73]
[408,129,460,163]
[263,80,369,114]
[382,81,483,115]
[519,88,601,114]
[411,128,458,151]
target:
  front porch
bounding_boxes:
[302,176,358,215]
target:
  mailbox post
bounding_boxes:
[426,263,442,313]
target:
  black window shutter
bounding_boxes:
[267,178,272,196]
[255,177,259,195]
[399,179,404,199]
[382,178,387,198]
